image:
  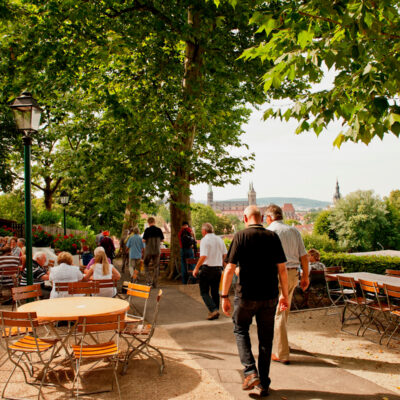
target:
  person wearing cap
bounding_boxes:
[100,230,115,263]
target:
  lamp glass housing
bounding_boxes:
[10,92,43,132]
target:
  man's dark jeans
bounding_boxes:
[199,266,222,312]
[233,296,278,390]
[180,247,194,284]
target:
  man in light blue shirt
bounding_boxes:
[126,227,144,282]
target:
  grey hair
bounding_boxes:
[33,251,47,263]
[202,223,214,233]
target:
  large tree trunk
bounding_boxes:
[168,5,203,279]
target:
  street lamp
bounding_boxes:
[9,92,43,286]
[60,190,69,236]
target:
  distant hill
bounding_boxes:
[228,197,331,209]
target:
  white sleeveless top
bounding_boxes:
[92,263,116,297]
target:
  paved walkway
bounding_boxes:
[142,284,399,400]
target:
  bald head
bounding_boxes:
[244,206,262,225]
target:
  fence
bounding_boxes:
[34,225,88,238]
[0,218,24,237]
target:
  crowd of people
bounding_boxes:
[1,206,327,398]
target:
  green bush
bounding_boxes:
[302,233,342,253]
[223,238,232,250]
[32,226,54,247]
[320,251,400,274]
[33,210,60,225]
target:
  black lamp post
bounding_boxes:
[60,190,69,236]
[9,92,43,286]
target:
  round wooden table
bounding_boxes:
[18,296,129,321]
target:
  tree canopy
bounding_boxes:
[239,0,400,146]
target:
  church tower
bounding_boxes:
[248,182,256,206]
[333,179,341,204]
[207,184,214,208]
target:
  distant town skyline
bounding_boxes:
[191,106,400,203]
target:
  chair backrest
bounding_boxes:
[93,279,116,289]
[309,269,325,285]
[76,312,126,334]
[54,282,70,293]
[385,269,400,277]
[324,266,343,282]
[12,284,42,304]
[147,289,163,338]
[127,283,151,320]
[68,281,99,295]
[358,279,382,307]
[0,311,39,329]
[337,276,357,297]
[383,283,400,310]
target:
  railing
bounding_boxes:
[0,218,24,237]
[33,225,87,238]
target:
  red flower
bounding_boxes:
[80,238,86,243]
[34,234,38,238]
[38,226,42,231]
[69,234,74,238]
[64,235,68,239]
[72,243,77,248]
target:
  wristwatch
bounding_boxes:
[221,294,229,299]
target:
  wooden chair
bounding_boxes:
[68,281,99,296]
[303,270,326,309]
[385,269,400,277]
[324,266,350,314]
[54,281,70,296]
[93,279,118,297]
[383,283,400,347]
[159,249,170,270]
[185,258,198,284]
[121,289,164,375]
[0,311,59,399]
[71,312,126,399]
[358,279,391,343]
[337,275,370,336]
[0,256,21,301]
[11,284,42,310]
[126,283,151,323]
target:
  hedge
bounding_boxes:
[320,252,400,274]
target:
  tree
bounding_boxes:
[313,210,337,241]
[191,203,219,239]
[1,0,276,277]
[240,0,400,146]
[387,190,400,210]
[284,219,300,226]
[330,190,400,251]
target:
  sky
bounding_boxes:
[191,107,400,203]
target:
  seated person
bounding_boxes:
[49,251,84,298]
[84,247,120,297]
[308,249,326,272]
[20,251,51,298]
[9,237,22,258]
[80,245,93,268]
[85,246,111,270]
[0,254,21,288]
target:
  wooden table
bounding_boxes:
[326,272,400,288]
[18,296,129,320]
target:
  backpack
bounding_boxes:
[181,229,195,249]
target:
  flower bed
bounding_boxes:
[53,234,86,255]
[32,226,54,247]
[0,225,17,237]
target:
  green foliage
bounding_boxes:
[32,226,54,247]
[0,192,25,223]
[191,203,219,239]
[223,237,232,249]
[321,252,400,275]
[388,190,400,210]
[241,0,400,145]
[284,219,300,226]
[303,211,321,224]
[33,210,60,226]
[302,233,342,253]
[313,210,337,240]
[65,215,86,231]
[331,190,400,251]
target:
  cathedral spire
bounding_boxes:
[248,182,256,206]
[333,179,341,204]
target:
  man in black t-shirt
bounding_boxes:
[143,217,164,288]
[221,206,289,398]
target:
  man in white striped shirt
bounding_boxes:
[266,205,309,364]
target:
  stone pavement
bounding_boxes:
[143,284,400,400]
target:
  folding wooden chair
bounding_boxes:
[185,258,198,284]
[358,279,391,343]
[0,256,21,302]
[93,279,118,297]
[338,275,370,336]
[0,311,60,400]
[71,312,126,399]
[304,270,326,309]
[385,269,400,277]
[324,266,350,314]
[12,283,42,310]
[383,283,400,347]
[54,281,70,296]
[126,283,151,323]
[68,281,99,296]
[121,289,164,375]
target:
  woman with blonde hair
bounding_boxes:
[85,247,121,297]
[49,251,83,298]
